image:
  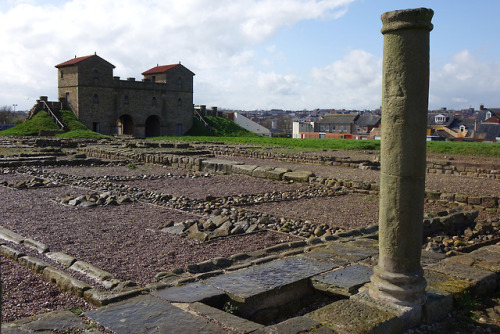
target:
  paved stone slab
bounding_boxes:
[323,242,373,262]
[85,294,227,334]
[152,282,224,303]
[421,250,446,265]
[189,302,264,333]
[203,256,335,301]
[424,269,473,297]
[305,299,401,334]
[425,261,497,295]
[312,264,373,296]
[299,249,349,266]
[253,316,326,334]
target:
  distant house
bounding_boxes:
[292,113,380,139]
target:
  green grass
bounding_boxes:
[0,109,111,139]
[150,135,499,156]
[55,110,112,139]
[0,111,62,136]
[426,140,500,157]
[204,116,261,137]
[150,136,381,151]
[185,117,214,136]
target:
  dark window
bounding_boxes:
[152,97,157,106]
[60,70,64,79]
[124,95,129,104]
[152,76,156,83]
[93,94,99,103]
[177,98,182,106]
[177,77,182,86]
[93,69,99,79]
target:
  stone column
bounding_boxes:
[369,8,433,307]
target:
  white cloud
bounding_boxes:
[308,49,382,109]
[0,0,355,110]
[430,50,500,109]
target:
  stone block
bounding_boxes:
[252,166,274,179]
[42,267,91,297]
[253,316,322,334]
[83,288,142,307]
[232,164,258,176]
[70,260,114,282]
[201,159,244,174]
[482,196,498,208]
[312,264,373,296]
[18,256,50,274]
[22,238,49,253]
[283,171,315,183]
[0,226,24,244]
[152,282,224,303]
[0,244,25,260]
[305,299,401,334]
[84,295,226,332]
[421,291,454,323]
[203,256,335,303]
[468,196,482,205]
[189,302,264,333]
[265,167,290,180]
[425,261,497,296]
[440,193,455,202]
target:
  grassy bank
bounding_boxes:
[150,136,499,157]
[0,110,111,139]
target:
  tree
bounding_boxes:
[0,105,13,125]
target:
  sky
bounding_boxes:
[1,0,499,112]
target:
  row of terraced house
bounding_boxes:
[293,106,500,142]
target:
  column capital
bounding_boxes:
[381,8,433,34]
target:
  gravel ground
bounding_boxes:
[1,150,499,326]
[1,255,94,323]
[220,155,500,196]
[0,183,296,287]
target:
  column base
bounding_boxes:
[369,265,427,307]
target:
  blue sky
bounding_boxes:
[1,0,499,111]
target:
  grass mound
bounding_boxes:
[0,111,62,136]
[0,110,111,139]
[55,110,111,139]
[204,116,261,137]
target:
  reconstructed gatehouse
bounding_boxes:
[54,54,195,137]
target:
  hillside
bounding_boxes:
[185,116,261,137]
[0,110,111,139]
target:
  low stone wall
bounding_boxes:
[78,147,499,210]
[427,161,500,179]
[210,147,380,170]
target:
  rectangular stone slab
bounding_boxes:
[312,264,373,296]
[203,256,335,301]
[152,282,224,303]
[305,299,401,334]
[85,295,226,333]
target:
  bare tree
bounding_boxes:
[0,105,13,125]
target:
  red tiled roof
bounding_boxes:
[55,55,95,68]
[142,64,179,75]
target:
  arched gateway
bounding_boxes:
[54,54,194,137]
